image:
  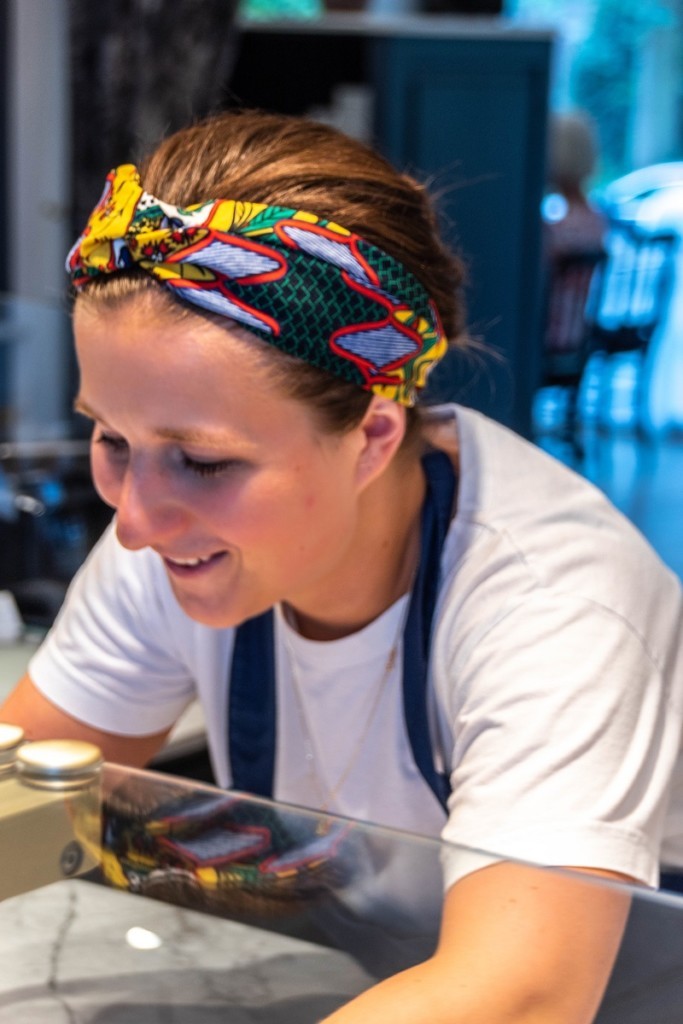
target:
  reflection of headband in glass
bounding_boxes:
[67,164,448,407]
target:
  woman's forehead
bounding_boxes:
[73,299,317,435]
[75,292,269,357]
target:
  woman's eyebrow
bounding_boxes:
[73,397,231,447]
[154,427,231,446]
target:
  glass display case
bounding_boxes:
[2,741,683,1021]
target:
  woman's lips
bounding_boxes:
[162,551,226,577]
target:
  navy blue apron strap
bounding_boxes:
[402,450,456,810]
[228,608,277,796]
[660,872,683,895]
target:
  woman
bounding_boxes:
[2,110,682,1023]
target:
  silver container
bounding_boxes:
[0,735,103,900]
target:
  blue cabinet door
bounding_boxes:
[372,34,552,436]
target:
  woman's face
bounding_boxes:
[73,296,372,629]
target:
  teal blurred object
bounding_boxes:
[240,0,322,18]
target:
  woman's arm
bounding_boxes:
[0,673,171,766]
[320,860,631,1024]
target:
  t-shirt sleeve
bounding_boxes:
[436,589,683,889]
[28,522,198,736]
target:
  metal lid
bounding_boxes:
[0,723,25,773]
[16,739,103,790]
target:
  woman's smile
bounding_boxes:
[162,550,228,576]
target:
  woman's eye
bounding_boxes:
[181,454,235,478]
[95,433,128,456]
[92,431,236,478]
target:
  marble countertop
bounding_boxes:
[0,879,374,1023]
[5,875,683,1022]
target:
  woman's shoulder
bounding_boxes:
[425,404,682,649]
[421,402,599,515]
[422,402,641,539]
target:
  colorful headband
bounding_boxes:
[66,164,448,406]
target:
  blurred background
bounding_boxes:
[0,0,681,630]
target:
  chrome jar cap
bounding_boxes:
[16,739,103,790]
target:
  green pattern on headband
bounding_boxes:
[66,164,448,406]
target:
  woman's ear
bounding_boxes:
[354,397,407,489]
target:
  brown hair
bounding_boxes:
[77,108,468,436]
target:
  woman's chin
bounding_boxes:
[168,579,264,631]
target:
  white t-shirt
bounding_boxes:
[29,404,683,891]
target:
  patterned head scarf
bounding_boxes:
[66,164,448,406]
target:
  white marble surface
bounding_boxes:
[0,880,373,1022]
[4,865,683,1021]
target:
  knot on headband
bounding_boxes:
[66,164,448,406]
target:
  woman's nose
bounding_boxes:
[114,463,186,552]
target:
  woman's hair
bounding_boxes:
[77,108,467,437]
